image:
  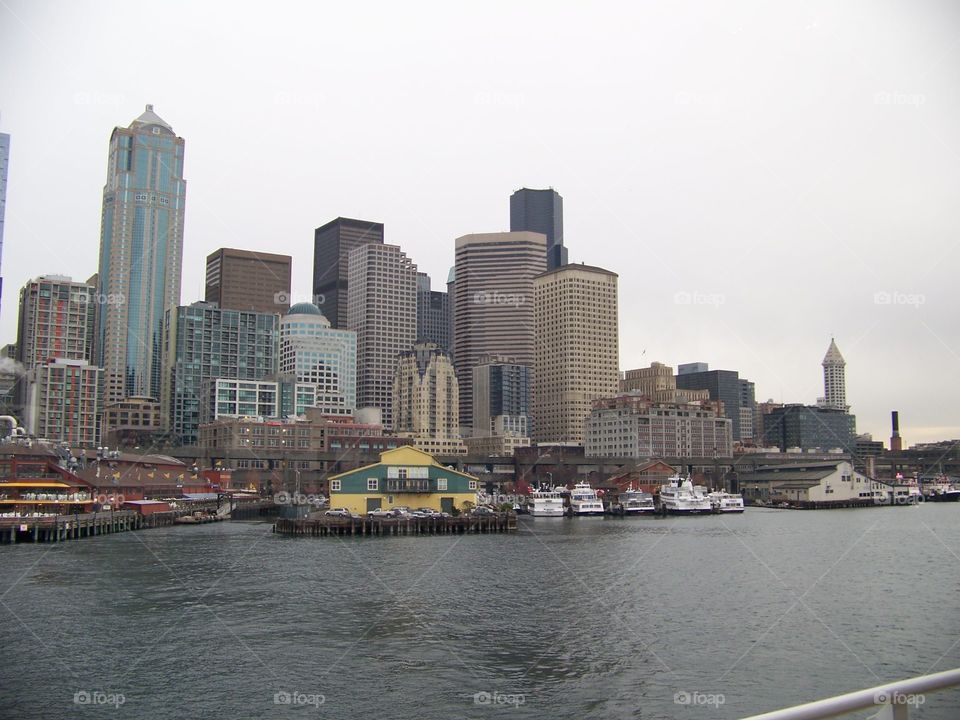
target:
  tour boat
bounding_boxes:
[707,490,745,513]
[526,489,566,517]
[569,482,605,515]
[615,486,655,514]
[923,477,960,502]
[658,476,712,514]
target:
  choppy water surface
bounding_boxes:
[1,505,958,718]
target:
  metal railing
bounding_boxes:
[741,668,960,720]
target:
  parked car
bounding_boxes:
[392,506,414,517]
[324,508,355,518]
[413,507,448,518]
[471,506,496,516]
[366,508,394,518]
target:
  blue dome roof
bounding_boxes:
[287,302,324,316]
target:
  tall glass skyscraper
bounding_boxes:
[96,105,186,404]
[510,188,567,270]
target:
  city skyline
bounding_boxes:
[1,1,958,445]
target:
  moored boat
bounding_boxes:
[658,475,712,514]
[526,489,566,517]
[708,490,745,513]
[569,482,605,516]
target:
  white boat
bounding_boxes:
[658,476,712,514]
[569,482,605,515]
[708,490,745,513]
[526,489,566,517]
[616,486,655,514]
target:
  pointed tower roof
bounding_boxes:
[822,338,845,366]
[130,104,173,131]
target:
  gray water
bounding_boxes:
[1,505,958,719]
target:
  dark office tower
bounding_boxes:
[676,363,746,441]
[739,378,756,442]
[205,248,292,314]
[510,188,567,270]
[416,272,451,353]
[312,217,384,328]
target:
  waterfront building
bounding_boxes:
[393,343,466,456]
[761,404,856,454]
[160,302,279,445]
[0,132,8,316]
[453,231,546,431]
[820,338,848,411]
[100,396,163,448]
[737,460,881,505]
[509,187,567,270]
[279,302,356,417]
[675,364,751,441]
[533,264,619,445]
[0,443,96,517]
[313,217,384,328]
[95,105,186,405]
[200,378,318,424]
[472,355,531,438]
[327,446,479,515]
[347,243,417,429]
[584,394,733,459]
[416,272,451,352]
[23,358,102,447]
[205,247,292,314]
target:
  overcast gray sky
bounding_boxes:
[1,0,957,447]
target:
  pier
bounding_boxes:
[0,499,279,544]
[273,512,517,537]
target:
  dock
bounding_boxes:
[273,512,517,537]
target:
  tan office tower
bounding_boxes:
[393,343,465,455]
[205,248,292,313]
[453,231,546,432]
[347,243,417,429]
[533,264,619,445]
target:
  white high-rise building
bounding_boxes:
[393,343,465,455]
[347,243,417,429]
[280,303,357,417]
[821,338,847,411]
[96,105,186,404]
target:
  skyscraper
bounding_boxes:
[16,276,96,370]
[393,343,465,455]
[676,364,749,441]
[0,132,9,315]
[533,264,619,444]
[821,338,847,411]
[453,231,546,431]
[161,302,278,445]
[313,217,384,328]
[510,188,567,270]
[416,272,451,352]
[279,302,357,416]
[96,105,186,404]
[205,248,292,314]
[347,243,417,429]
[472,355,531,438]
